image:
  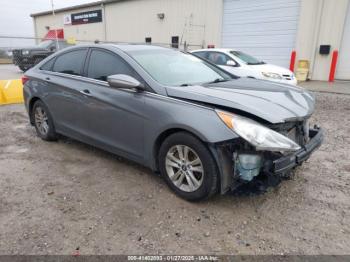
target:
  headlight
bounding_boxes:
[22,50,30,55]
[262,72,282,80]
[216,110,301,152]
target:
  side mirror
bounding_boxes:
[107,74,145,91]
[49,46,56,52]
[226,60,237,67]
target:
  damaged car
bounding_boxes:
[22,44,323,201]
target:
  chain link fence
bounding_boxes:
[0,35,204,72]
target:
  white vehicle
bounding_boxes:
[191,48,297,85]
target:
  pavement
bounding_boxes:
[1,92,350,255]
[299,80,350,95]
[0,64,23,80]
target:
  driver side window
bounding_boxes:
[207,52,235,66]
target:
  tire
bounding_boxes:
[158,132,218,201]
[32,100,57,141]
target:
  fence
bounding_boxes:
[0,35,204,67]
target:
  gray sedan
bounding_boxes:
[22,44,323,201]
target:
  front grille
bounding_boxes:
[12,50,22,62]
[282,74,293,81]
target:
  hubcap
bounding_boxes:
[34,106,49,135]
[165,145,204,192]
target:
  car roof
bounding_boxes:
[191,48,236,53]
[67,43,172,52]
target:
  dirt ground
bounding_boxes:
[0,92,349,255]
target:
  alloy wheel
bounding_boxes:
[34,106,49,136]
[165,145,204,192]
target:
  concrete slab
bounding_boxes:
[299,80,350,95]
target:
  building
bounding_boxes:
[31,0,350,81]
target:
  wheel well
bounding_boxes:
[28,97,41,124]
[153,128,222,192]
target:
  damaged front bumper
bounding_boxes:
[272,128,324,174]
[213,127,324,194]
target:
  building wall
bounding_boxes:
[33,4,106,42]
[104,0,222,48]
[33,0,223,49]
[295,0,350,80]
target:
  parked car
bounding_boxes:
[191,48,297,85]
[22,44,323,201]
[12,39,74,72]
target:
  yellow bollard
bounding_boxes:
[0,79,24,105]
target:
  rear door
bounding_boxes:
[43,48,89,137]
[79,48,146,162]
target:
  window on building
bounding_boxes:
[145,37,152,44]
[171,36,179,49]
[52,49,87,76]
[87,49,135,81]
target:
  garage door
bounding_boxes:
[221,0,301,68]
[336,3,350,80]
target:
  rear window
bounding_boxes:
[52,49,87,76]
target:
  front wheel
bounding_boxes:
[158,132,219,201]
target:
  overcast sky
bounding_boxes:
[0,0,97,37]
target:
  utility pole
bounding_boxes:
[50,0,59,50]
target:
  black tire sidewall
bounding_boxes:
[32,100,57,141]
[159,132,218,201]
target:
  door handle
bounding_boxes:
[80,89,93,97]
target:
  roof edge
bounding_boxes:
[30,0,121,17]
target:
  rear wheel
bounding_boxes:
[32,100,57,141]
[158,132,218,201]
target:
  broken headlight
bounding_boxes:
[216,110,301,152]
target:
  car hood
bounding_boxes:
[165,78,315,124]
[250,63,293,75]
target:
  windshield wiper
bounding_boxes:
[207,78,229,84]
[247,61,265,65]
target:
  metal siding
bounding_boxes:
[222,0,301,67]
[336,2,350,80]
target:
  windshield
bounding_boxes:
[129,49,232,86]
[38,40,53,48]
[229,51,264,65]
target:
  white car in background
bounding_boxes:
[191,48,297,85]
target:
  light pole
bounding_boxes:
[50,0,59,50]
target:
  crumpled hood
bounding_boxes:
[166,78,315,124]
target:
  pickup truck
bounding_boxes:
[12,39,73,71]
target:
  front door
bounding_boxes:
[78,48,146,162]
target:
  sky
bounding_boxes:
[0,0,97,37]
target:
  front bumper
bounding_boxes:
[272,127,324,173]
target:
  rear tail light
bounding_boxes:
[21,76,29,85]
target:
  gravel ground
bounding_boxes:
[0,92,349,255]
